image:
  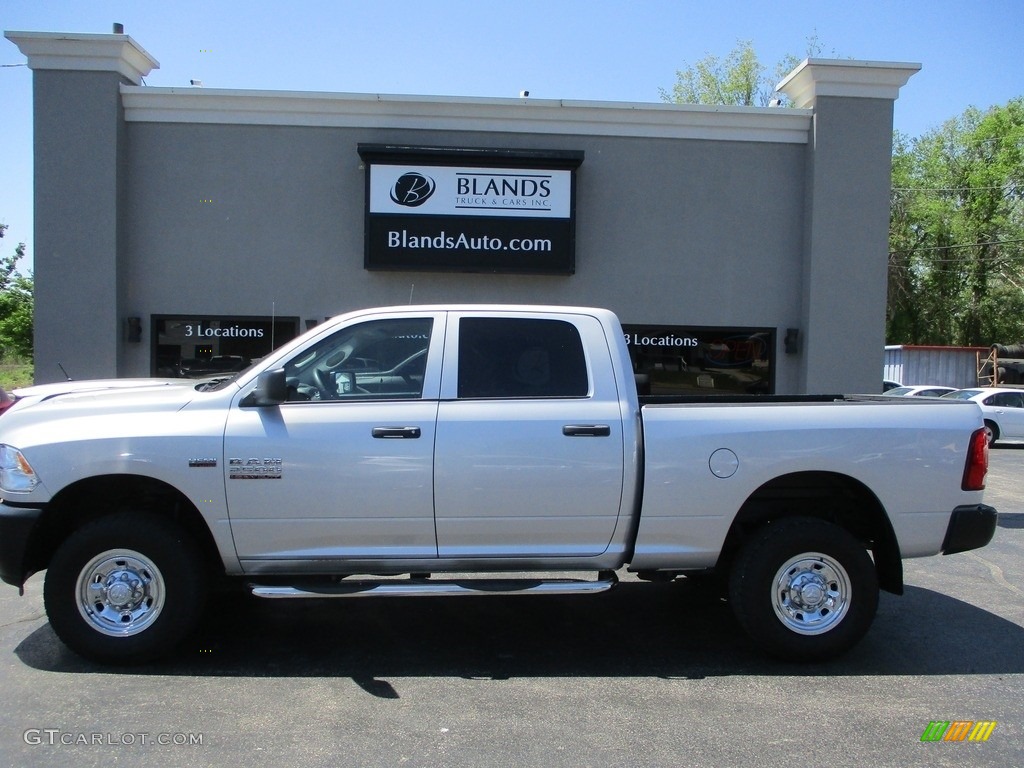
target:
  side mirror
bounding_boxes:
[337,371,354,394]
[240,368,288,407]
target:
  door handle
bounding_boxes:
[562,424,611,437]
[372,426,422,439]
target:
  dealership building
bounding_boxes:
[7,30,918,394]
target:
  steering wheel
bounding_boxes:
[313,367,337,399]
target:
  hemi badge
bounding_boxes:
[189,458,218,468]
[228,457,283,479]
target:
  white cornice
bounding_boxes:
[777,59,920,109]
[119,86,813,144]
[5,31,159,84]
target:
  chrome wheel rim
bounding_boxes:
[771,553,851,636]
[76,549,165,637]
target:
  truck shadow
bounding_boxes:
[14,581,1024,686]
[997,512,1024,529]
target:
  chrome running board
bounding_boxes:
[250,572,618,599]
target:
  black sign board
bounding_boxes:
[359,145,583,274]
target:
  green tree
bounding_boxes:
[0,223,33,361]
[660,36,826,107]
[887,98,1024,345]
[661,42,1024,348]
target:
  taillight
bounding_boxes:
[962,427,989,491]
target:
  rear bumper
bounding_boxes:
[942,504,998,555]
[0,502,44,588]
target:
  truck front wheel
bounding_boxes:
[728,517,878,661]
[43,512,207,664]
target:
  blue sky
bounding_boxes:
[2,0,1022,272]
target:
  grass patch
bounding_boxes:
[0,360,34,390]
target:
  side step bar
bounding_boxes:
[250,571,618,599]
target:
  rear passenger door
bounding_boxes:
[986,391,1024,439]
[433,312,626,558]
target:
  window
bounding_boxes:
[457,318,589,398]
[622,324,774,395]
[152,315,300,378]
[283,318,432,401]
[987,392,1024,408]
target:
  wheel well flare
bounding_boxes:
[26,475,221,580]
[720,471,903,594]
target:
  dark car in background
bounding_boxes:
[177,355,250,379]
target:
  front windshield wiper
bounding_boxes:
[194,376,238,392]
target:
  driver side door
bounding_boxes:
[224,312,445,567]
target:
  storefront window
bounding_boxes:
[623,324,774,395]
[152,315,300,378]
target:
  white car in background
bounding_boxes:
[884,385,958,398]
[941,387,1024,445]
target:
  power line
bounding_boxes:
[892,184,1020,193]
[893,237,1024,253]
[889,237,1024,260]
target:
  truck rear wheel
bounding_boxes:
[728,517,878,661]
[43,512,207,664]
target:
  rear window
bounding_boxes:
[943,390,980,400]
[458,317,589,399]
[886,387,913,396]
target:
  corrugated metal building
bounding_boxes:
[883,345,986,388]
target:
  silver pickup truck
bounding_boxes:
[0,305,997,664]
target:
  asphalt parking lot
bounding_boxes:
[1,450,1022,768]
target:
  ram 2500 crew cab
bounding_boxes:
[0,305,997,664]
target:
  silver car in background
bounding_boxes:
[885,385,957,398]
[942,388,1024,445]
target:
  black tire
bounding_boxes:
[728,517,878,661]
[43,512,207,664]
[984,420,999,447]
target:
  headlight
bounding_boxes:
[0,444,39,493]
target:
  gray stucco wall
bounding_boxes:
[121,123,806,388]
[33,70,127,382]
[799,95,896,394]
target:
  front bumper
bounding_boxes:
[0,502,44,588]
[942,504,998,555]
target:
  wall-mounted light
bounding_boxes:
[125,317,142,343]
[784,327,800,354]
